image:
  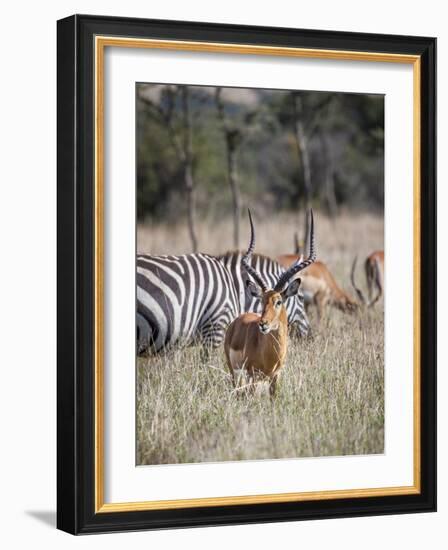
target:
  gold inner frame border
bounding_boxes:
[94,35,421,513]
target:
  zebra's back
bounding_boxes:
[137,253,238,353]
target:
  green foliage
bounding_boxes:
[136,85,384,222]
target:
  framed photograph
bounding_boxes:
[57,14,436,534]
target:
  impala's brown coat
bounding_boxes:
[225,209,315,397]
[350,250,384,307]
[224,291,289,395]
[277,256,357,318]
[364,250,384,305]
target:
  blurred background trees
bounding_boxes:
[137,84,384,251]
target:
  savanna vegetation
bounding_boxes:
[137,213,384,465]
[136,84,384,465]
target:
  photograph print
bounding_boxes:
[135,82,385,466]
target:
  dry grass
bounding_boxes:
[136,211,384,465]
[138,210,382,286]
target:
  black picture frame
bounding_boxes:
[57,14,436,535]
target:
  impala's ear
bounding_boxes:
[245,279,263,299]
[281,278,301,299]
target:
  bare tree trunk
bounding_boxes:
[184,162,198,252]
[320,133,338,219]
[293,93,312,251]
[325,169,338,220]
[138,85,199,251]
[215,88,241,249]
[227,140,241,248]
[181,87,198,253]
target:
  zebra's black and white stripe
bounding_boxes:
[219,251,310,337]
[137,253,239,354]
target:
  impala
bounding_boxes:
[277,241,357,319]
[351,250,384,307]
[224,210,316,397]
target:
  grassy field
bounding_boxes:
[136,211,384,465]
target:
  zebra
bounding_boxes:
[137,211,311,355]
[137,251,311,355]
[218,251,310,338]
[136,253,239,354]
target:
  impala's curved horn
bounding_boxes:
[350,256,367,305]
[241,209,269,292]
[274,210,316,292]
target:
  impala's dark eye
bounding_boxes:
[275,300,282,308]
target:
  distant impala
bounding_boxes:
[277,235,358,319]
[351,250,384,307]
